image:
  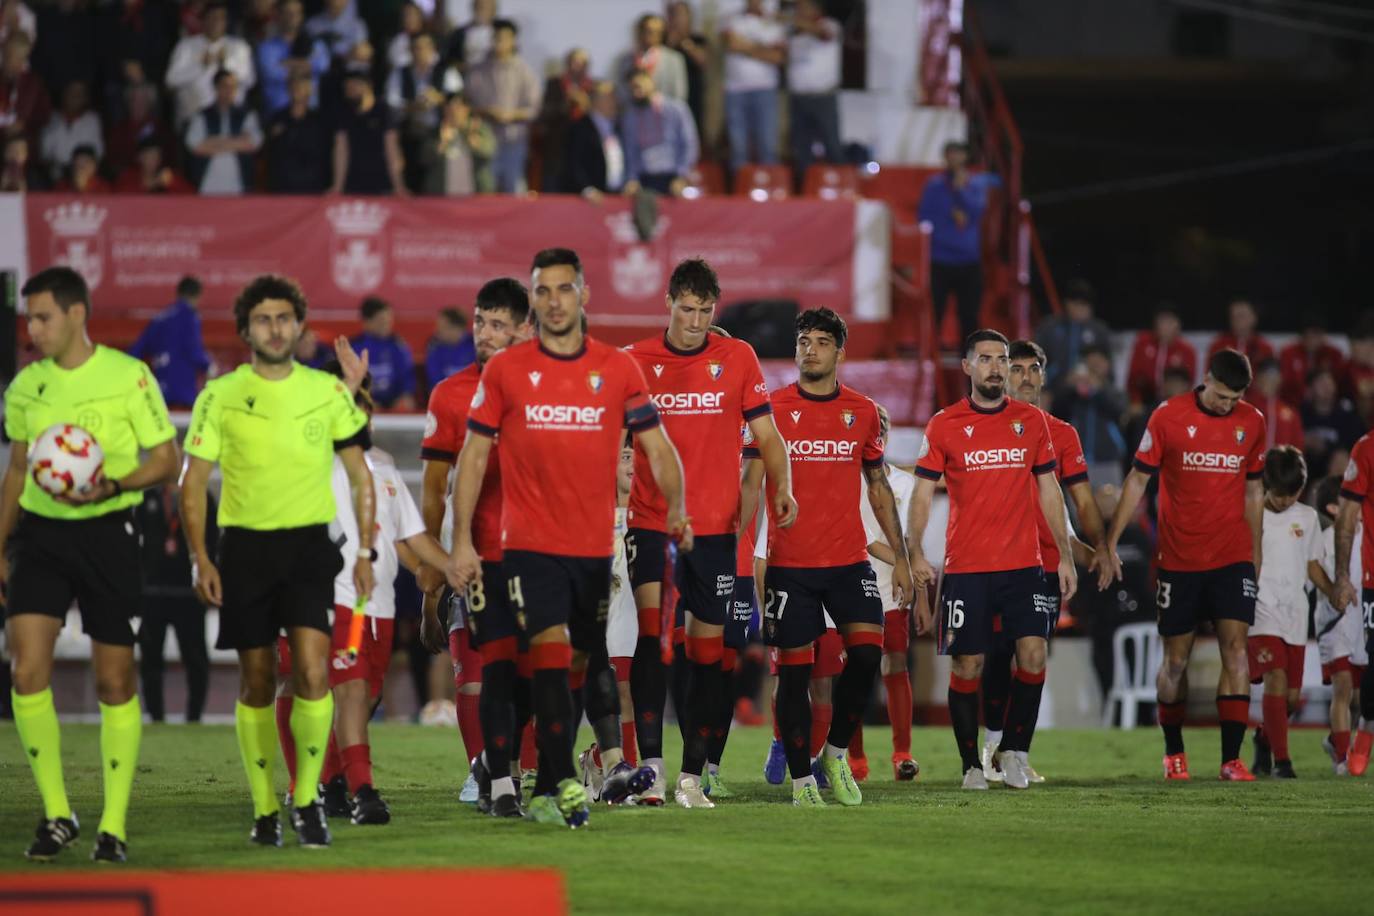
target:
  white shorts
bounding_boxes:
[607,551,638,659]
[1317,603,1368,667]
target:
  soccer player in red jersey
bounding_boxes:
[978,339,1108,785]
[753,307,911,808]
[1333,432,1374,775]
[623,258,795,808]
[909,330,1077,790]
[1100,348,1266,781]
[418,278,532,816]
[446,248,691,829]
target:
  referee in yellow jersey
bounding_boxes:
[1,266,179,863]
[179,275,375,849]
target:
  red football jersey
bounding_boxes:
[917,397,1057,574]
[1134,390,1266,571]
[467,337,659,558]
[751,382,884,568]
[420,363,503,562]
[1339,432,1374,587]
[624,333,771,535]
[1034,411,1089,572]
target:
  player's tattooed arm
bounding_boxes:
[1245,477,1264,581]
[1333,496,1360,610]
[865,464,912,607]
[907,476,937,588]
[0,441,27,589]
[179,455,222,608]
[747,413,798,529]
[447,431,494,589]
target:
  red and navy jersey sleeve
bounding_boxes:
[915,413,946,480]
[467,353,506,438]
[1056,421,1089,486]
[618,350,660,433]
[1031,409,1056,476]
[1245,410,1267,480]
[861,399,884,469]
[737,343,772,421]
[1134,403,1167,475]
[1343,436,1373,503]
[420,377,466,463]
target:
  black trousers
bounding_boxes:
[137,597,209,722]
[930,261,984,343]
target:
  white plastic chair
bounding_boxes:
[1101,622,1163,729]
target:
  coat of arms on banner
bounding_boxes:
[44,203,107,290]
[327,202,389,292]
[604,212,669,299]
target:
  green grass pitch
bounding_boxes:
[0,722,1368,914]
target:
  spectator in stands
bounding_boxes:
[105,80,172,177]
[0,0,36,45]
[1345,317,1374,419]
[1035,278,1111,388]
[464,18,537,193]
[1125,363,1193,455]
[0,133,43,190]
[0,32,50,146]
[920,140,1002,345]
[55,143,109,192]
[185,69,262,195]
[563,81,624,198]
[420,90,494,195]
[1126,303,1197,409]
[350,297,416,409]
[1052,342,1127,486]
[242,0,276,43]
[787,0,843,183]
[1278,317,1345,406]
[535,47,593,192]
[306,0,368,61]
[39,79,101,183]
[1302,367,1365,478]
[317,37,373,125]
[445,0,497,73]
[425,307,476,387]
[388,1,425,70]
[665,1,707,139]
[129,276,212,408]
[332,63,407,195]
[1247,357,1304,451]
[165,2,254,127]
[265,72,331,192]
[621,67,698,198]
[388,32,460,190]
[114,133,193,193]
[1207,297,1273,365]
[136,484,215,723]
[722,0,784,171]
[98,0,176,115]
[256,0,330,116]
[294,326,331,368]
[617,14,687,103]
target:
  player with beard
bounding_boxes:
[182,274,376,847]
[909,330,1077,790]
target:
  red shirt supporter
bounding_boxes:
[467,337,659,558]
[1134,389,1267,571]
[1246,391,1304,451]
[1127,331,1197,405]
[422,363,503,561]
[625,332,771,535]
[758,382,883,568]
[916,396,1056,574]
[1035,413,1088,572]
[1279,340,1345,406]
[1207,333,1273,368]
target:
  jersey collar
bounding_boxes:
[965,396,1008,415]
[796,381,840,402]
[663,332,709,357]
[538,340,586,361]
[1193,386,1227,417]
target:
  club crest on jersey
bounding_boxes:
[790,410,802,424]
[587,370,604,393]
[1186,425,1197,438]
[706,360,723,381]
[841,410,855,428]
[1010,420,1024,437]
[963,425,975,438]
[1234,426,1246,444]
[527,371,542,388]
[652,364,664,378]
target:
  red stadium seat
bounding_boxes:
[680,161,725,198]
[733,163,792,201]
[856,164,939,215]
[802,164,860,200]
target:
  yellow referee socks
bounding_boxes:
[290,693,335,808]
[98,696,142,841]
[236,701,281,818]
[12,688,72,821]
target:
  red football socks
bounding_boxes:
[1262,694,1290,760]
[457,692,484,763]
[810,702,832,758]
[341,743,373,794]
[884,672,912,755]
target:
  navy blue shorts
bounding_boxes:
[729,575,758,650]
[1156,562,1257,638]
[939,566,1051,657]
[502,550,611,653]
[761,562,883,649]
[465,561,526,650]
[626,528,734,629]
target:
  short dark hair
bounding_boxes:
[796,307,847,348]
[1063,278,1095,305]
[439,307,467,327]
[943,139,970,156]
[1314,475,1343,518]
[1262,445,1306,497]
[964,328,1009,358]
[667,258,720,304]
[530,247,583,281]
[70,143,98,162]
[492,17,517,35]
[1208,347,1252,392]
[212,67,235,87]
[475,277,530,324]
[21,266,91,315]
[176,275,202,299]
[1154,302,1180,321]
[1081,343,1111,361]
[360,296,390,320]
[1008,339,1046,365]
[1255,356,1281,376]
[233,274,307,334]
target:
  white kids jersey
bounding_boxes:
[1316,522,1367,666]
[330,447,426,619]
[1252,502,1323,646]
[607,506,638,658]
[860,464,916,612]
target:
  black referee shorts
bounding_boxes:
[216,525,342,651]
[3,509,142,646]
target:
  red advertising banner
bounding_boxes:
[25,194,859,323]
